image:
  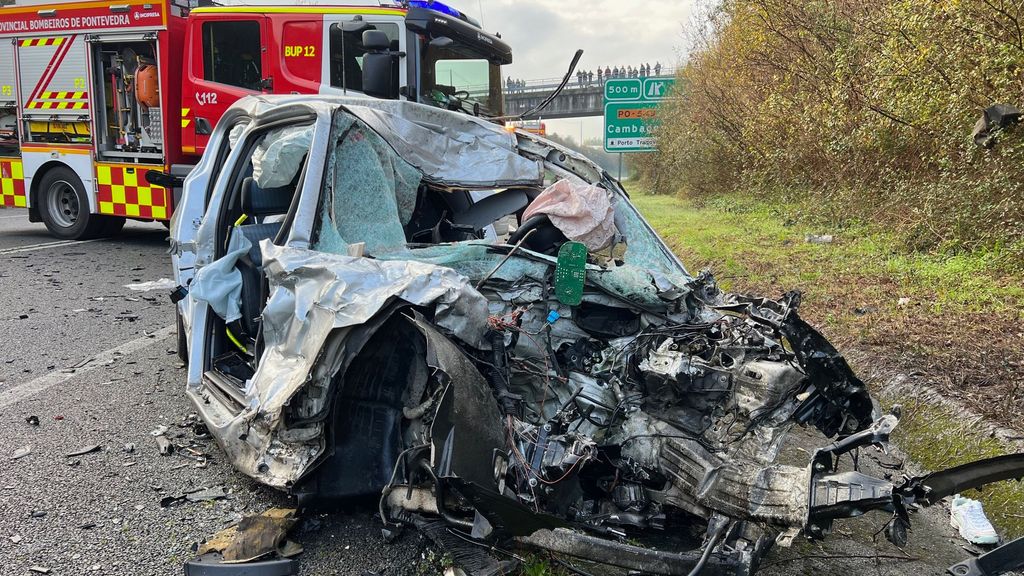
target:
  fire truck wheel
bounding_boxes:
[38,166,106,240]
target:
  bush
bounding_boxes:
[639,0,1024,268]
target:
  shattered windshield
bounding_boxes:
[312,108,690,303]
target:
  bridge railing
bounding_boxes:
[502,67,678,95]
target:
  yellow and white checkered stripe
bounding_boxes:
[0,158,26,208]
[96,163,170,220]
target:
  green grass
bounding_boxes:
[628,185,1024,537]
[630,192,1024,316]
[891,398,1024,536]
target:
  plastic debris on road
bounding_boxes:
[124,278,177,292]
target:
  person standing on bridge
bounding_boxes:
[588,70,594,84]
[655,62,662,76]
[597,67,603,84]
[612,66,619,79]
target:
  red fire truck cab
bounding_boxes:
[0,0,511,239]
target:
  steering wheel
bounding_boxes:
[507,214,568,255]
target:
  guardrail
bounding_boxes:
[453,68,680,97]
[502,68,679,95]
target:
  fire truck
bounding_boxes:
[0,0,512,239]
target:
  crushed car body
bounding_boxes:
[169,95,1024,575]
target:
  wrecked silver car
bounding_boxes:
[169,95,1024,575]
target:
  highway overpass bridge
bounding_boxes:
[502,69,677,119]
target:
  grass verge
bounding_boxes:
[629,188,1024,537]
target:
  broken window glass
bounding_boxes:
[313,112,422,255]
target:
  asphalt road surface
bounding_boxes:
[0,209,1001,576]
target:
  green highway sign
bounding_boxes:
[604,78,642,101]
[604,77,676,153]
[605,102,660,152]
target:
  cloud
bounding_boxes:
[457,0,694,79]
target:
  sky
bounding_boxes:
[448,0,696,142]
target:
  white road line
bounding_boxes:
[0,237,105,255]
[0,325,175,410]
[0,214,27,219]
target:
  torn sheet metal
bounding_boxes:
[187,241,489,488]
[343,101,544,188]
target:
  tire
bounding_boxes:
[38,166,106,240]
[176,308,189,364]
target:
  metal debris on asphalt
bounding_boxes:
[186,486,227,503]
[12,445,31,460]
[193,507,301,564]
[155,435,174,456]
[65,444,101,457]
[161,485,228,508]
[124,278,177,292]
[28,567,50,574]
[25,415,39,426]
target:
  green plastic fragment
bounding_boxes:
[555,241,588,306]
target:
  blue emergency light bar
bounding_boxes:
[407,0,462,19]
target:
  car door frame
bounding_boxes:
[183,103,332,388]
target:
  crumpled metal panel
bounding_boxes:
[188,242,491,488]
[343,102,545,187]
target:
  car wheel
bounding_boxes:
[38,167,106,240]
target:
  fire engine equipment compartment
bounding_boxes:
[91,38,162,162]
